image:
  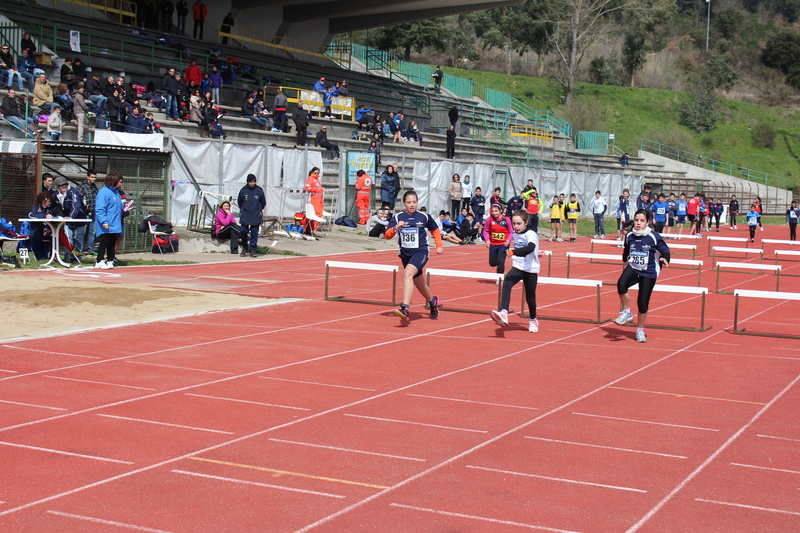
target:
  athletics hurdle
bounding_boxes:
[665,243,698,259]
[519,276,609,324]
[590,239,621,254]
[714,261,781,294]
[733,289,800,339]
[426,268,503,313]
[775,249,800,265]
[711,246,763,267]
[325,261,398,306]
[621,284,711,332]
[762,239,800,258]
[566,252,704,285]
[706,235,748,255]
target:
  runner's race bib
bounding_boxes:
[657,207,665,215]
[491,232,505,241]
[628,250,649,271]
[791,211,797,219]
[399,227,419,249]
[749,217,758,225]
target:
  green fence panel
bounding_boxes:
[485,88,512,110]
[443,74,473,98]
[395,60,433,86]
[576,131,609,154]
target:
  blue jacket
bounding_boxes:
[18,54,36,74]
[125,113,148,133]
[27,203,52,241]
[63,187,87,227]
[380,169,396,203]
[355,108,372,121]
[237,183,266,226]
[313,80,326,93]
[323,91,332,106]
[95,186,123,234]
[622,230,671,279]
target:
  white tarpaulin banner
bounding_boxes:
[94,130,163,150]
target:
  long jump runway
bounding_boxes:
[1,233,800,532]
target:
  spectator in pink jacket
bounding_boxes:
[214,200,241,254]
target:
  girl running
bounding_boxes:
[483,203,513,283]
[491,210,542,333]
[614,208,671,343]
[753,196,763,231]
[787,201,799,241]
[746,204,760,243]
[385,190,443,322]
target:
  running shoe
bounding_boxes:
[635,329,647,343]
[95,260,109,269]
[760,226,764,231]
[106,260,115,269]
[600,234,606,239]
[395,305,410,322]
[491,309,509,326]
[429,296,440,320]
[556,237,563,242]
[528,318,539,333]
[594,234,598,239]
[614,309,634,325]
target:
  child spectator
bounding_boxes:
[653,193,668,233]
[787,200,799,241]
[746,203,760,243]
[565,193,580,242]
[591,190,606,238]
[47,106,63,140]
[548,195,562,242]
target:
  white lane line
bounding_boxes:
[1,345,101,359]
[44,376,156,391]
[625,372,800,533]
[268,438,426,462]
[408,393,538,411]
[571,412,719,432]
[343,414,487,434]
[0,399,67,411]
[695,498,800,517]
[524,436,687,459]
[259,376,375,391]
[171,469,344,499]
[389,503,583,532]
[96,414,233,435]
[0,369,18,374]
[757,434,800,444]
[45,510,174,532]
[126,361,234,375]
[466,465,646,493]
[0,440,133,464]
[185,393,310,411]
[731,462,800,475]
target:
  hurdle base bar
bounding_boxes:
[617,285,710,332]
[715,262,781,294]
[519,277,610,324]
[732,290,800,339]
[426,268,503,315]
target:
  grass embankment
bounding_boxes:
[443,68,800,189]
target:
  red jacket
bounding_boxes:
[185,65,202,86]
[192,2,208,20]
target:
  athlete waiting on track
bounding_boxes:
[614,208,671,343]
[385,190,443,322]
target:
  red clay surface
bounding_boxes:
[2,224,800,532]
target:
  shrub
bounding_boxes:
[680,79,719,132]
[588,57,621,86]
[753,121,777,148]
[642,124,694,152]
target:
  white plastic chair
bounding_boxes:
[149,222,175,254]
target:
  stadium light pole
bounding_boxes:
[706,0,711,51]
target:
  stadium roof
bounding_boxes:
[233,0,524,34]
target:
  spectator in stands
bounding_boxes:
[20,32,36,56]
[449,104,459,127]
[620,152,630,168]
[208,66,222,104]
[16,49,37,92]
[145,112,162,133]
[102,75,117,99]
[42,173,54,191]
[33,73,61,115]
[188,88,201,108]
[174,73,186,118]
[391,162,402,207]
[339,80,348,96]
[448,174,462,216]
[1,44,23,91]
[379,164,396,210]
[59,58,78,91]
[214,200,240,254]
[323,86,334,118]
[86,73,107,109]
[367,208,388,237]
[445,125,456,159]
[56,82,72,117]
[433,66,443,91]
[293,101,310,146]
[78,169,98,255]
[237,173,265,257]
[242,94,270,130]
[28,191,54,260]
[188,99,203,127]
[72,83,89,142]
[175,0,188,36]
[200,72,210,94]
[47,106,63,140]
[107,89,125,131]
[161,67,179,121]
[221,12,234,45]
[407,120,422,146]
[185,58,202,87]
[369,138,381,165]
[201,99,224,138]
[72,58,87,83]
[116,77,127,99]
[1,88,38,135]
[313,77,326,94]
[192,0,208,39]
[315,126,340,159]
[125,106,148,133]
[159,0,174,33]
[355,105,372,129]
[272,89,287,132]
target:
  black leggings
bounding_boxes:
[713,213,721,229]
[790,222,797,241]
[451,200,461,217]
[500,268,538,318]
[750,225,757,240]
[217,224,241,251]
[97,233,117,262]
[729,213,737,226]
[617,266,657,314]
[488,245,508,274]
[368,223,385,238]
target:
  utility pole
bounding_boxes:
[706,0,711,51]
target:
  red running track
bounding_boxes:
[1,226,800,532]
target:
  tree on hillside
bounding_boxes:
[705,55,739,91]
[713,8,743,40]
[623,31,648,87]
[366,20,448,61]
[761,31,800,90]
[447,15,481,68]
[541,0,672,103]
[681,77,719,132]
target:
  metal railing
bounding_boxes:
[218,24,346,69]
[511,98,573,138]
[472,115,558,170]
[35,0,137,27]
[640,139,792,189]
[576,131,609,154]
[510,126,554,148]
[485,88,512,110]
[0,23,45,58]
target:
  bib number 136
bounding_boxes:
[400,228,419,249]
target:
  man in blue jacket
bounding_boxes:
[237,173,266,258]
